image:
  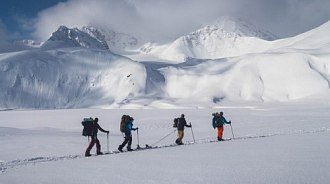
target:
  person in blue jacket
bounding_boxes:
[118,116,138,152]
[212,112,231,141]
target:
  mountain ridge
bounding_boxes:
[0,18,329,109]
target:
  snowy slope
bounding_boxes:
[0,104,330,183]
[272,21,330,51]
[0,48,146,109]
[160,53,329,104]
[159,17,277,61]
[157,21,330,104]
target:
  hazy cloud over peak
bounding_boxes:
[32,0,330,42]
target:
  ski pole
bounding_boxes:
[136,128,141,149]
[107,132,109,153]
[190,122,196,143]
[230,123,235,139]
[151,129,176,147]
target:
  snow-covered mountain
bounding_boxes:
[159,21,330,104]
[94,26,140,54]
[158,17,277,61]
[0,19,329,109]
[41,26,109,50]
[0,49,146,109]
[40,25,141,55]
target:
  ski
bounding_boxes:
[63,139,234,158]
[104,144,155,155]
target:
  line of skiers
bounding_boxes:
[82,112,231,157]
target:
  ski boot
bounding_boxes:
[118,145,124,152]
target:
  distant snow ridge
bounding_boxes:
[273,20,330,50]
[41,26,109,50]
[17,40,42,48]
[207,17,277,41]
[161,16,277,61]
[0,40,36,54]
[95,26,140,54]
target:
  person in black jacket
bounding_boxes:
[85,118,109,157]
[175,114,191,145]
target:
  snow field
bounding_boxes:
[1,103,330,183]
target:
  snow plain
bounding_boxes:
[1,102,330,184]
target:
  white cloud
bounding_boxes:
[33,0,139,41]
[32,0,330,42]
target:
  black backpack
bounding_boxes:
[82,117,93,136]
[173,118,179,128]
[120,115,131,133]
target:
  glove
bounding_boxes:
[228,121,231,124]
[106,131,110,133]
[135,127,139,130]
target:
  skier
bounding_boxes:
[212,112,231,141]
[118,116,138,152]
[85,118,109,157]
[175,114,191,145]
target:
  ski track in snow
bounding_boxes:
[1,127,329,173]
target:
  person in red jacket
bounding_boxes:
[85,118,109,157]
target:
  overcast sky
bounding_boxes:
[1,0,330,42]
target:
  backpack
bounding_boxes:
[173,118,179,128]
[120,115,130,133]
[82,117,94,136]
